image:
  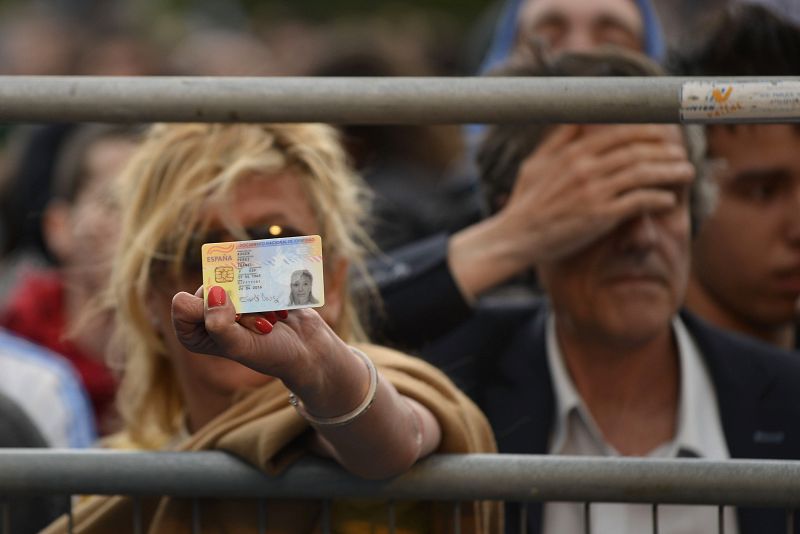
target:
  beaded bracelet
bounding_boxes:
[288,346,379,427]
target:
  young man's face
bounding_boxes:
[690,125,800,330]
[515,0,643,56]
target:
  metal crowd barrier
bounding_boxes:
[1,450,799,533]
[0,76,796,123]
[1,76,799,533]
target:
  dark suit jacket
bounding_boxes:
[422,300,800,534]
[368,233,474,348]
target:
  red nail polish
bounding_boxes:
[277,310,288,320]
[254,317,273,334]
[234,314,241,322]
[263,311,278,323]
[208,286,226,308]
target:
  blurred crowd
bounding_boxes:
[0,0,799,533]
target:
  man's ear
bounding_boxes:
[42,200,72,263]
[321,257,349,325]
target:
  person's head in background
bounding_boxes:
[0,7,81,75]
[168,26,276,76]
[108,123,371,448]
[740,0,800,26]
[480,0,665,74]
[478,50,708,347]
[43,125,142,354]
[309,24,470,251]
[0,124,141,434]
[0,125,77,270]
[676,4,800,350]
[311,39,461,178]
[465,0,665,167]
[74,27,164,76]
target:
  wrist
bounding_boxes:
[289,347,379,427]
[283,340,373,420]
[448,214,534,299]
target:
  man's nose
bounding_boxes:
[562,28,596,53]
[619,213,659,251]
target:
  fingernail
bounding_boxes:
[263,311,278,323]
[208,286,226,308]
[277,310,288,320]
[234,314,241,322]
[254,317,273,334]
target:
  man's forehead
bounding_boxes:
[580,124,685,143]
[706,125,800,185]
[520,0,643,29]
[707,124,800,156]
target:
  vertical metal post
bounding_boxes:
[787,509,796,534]
[257,499,266,534]
[387,500,396,534]
[583,502,592,534]
[718,506,725,534]
[321,500,331,534]
[191,499,201,534]
[1,499,9,534]
[67,495,74,534]
[132,497,142,534]
[651,503,659,534]
[519,503,527,534]
[452,502,462,534]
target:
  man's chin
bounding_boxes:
[606,277,668,296]
[601,305,675,346]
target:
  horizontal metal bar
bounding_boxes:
[0,76,795,124]
[2,451,800,507]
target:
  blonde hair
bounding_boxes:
[109,123,373,449]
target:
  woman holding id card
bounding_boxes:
[42,123,498,534]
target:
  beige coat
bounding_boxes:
[41,344,501,533]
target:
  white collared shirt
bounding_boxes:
[542,316,739,534]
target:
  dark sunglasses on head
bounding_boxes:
[177,224,305,273]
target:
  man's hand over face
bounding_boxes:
[449,124,694,300]
[502,123,694,264]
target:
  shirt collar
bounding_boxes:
[671,317,729,459]
[546,315,730,459]
[546,315,607,454]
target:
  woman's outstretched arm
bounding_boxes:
[171,286,441,479]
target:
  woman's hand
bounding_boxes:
[171,285,442,479]
[171,286,354,398]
